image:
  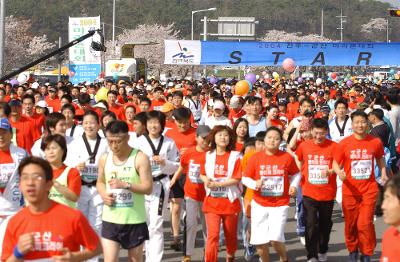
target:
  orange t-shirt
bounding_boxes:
[52,165,81,197]
[235,141,244,152]
[151,99,166,111]
[180,146,206,201]
[1,202,99,261]
[165,127,196,152]
[296,139,338,201]
[9,116,34,154]
[334,134,384,196]
[287,101,299,119]
[381,226,400,262]
[202,152,242,214]
[108,104,125,120]
[270,119,285,130]
[245,150,299,207]
[0,150,14,194]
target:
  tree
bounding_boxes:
[4,16,55,73]
[259,30,334,42]
[361,18,388,42]
[106,23,191,77]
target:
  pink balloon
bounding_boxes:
[282,58,296,73]
[331,72,337,79]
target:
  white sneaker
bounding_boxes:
[300,236,306,246]
[318,253,328,261]
[307,258,318,262]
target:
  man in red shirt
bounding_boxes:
[1,156,101,261]
[107,90,124,120]
[165,107,196,251]
[333,110,388,262]
[151,87,166,111]
[295,118,338,262]
[381,176,400,261]
[45,86,61,113]
[8,100,34,154]
[22,94,44,141]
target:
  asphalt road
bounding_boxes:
[111,201,386,262]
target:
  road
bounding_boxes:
[112,201,387,262]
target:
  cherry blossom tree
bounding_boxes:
[361,18,388,42]
[4,16,55,72]
[260,30,334,42]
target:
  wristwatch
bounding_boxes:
[124,182,132,190]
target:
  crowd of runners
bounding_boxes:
[0,75,399,262]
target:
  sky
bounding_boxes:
[378,0,400,7]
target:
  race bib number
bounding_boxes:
[210,178,228,198]
[261,176,284,197]
[188,162,202,184]
[308,165,329,185]
[351,160,372,180]
[0,163,16,188]
[150,159,161,175]
[81,164,98,183]
[110,189,133,208]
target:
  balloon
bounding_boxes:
[262,71,267,76]
[316,78,323,86]
[297,77,304,84]
[209,76,217,85]
[389,69,395,75]
[389,76,393,81]
[395,74,400,80]
[245,73,257,84]
[113,72,118,80]
[346,80,353,88]
[264,73,270,79]
[282,58,296,73]
[272,72,279,78]
[17,73,29,85]
[10,79,19,86]
[234,80,250,96]
[331,72,337,79]
[68,71,75,77]
[245,80,253,92]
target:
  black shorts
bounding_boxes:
[101,221,149,249]
[169,175,185,199]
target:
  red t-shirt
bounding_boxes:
[45,97,61,113]
[270,119,285,130]
[381,226,400,262]
[108,104,125,120]
[202,152,242,214]
[245,150,299,207]
[1,202,99,261]
[151,99,166,111]
[334,134,384,196]
[53,165,81,197]
[228,108,246,124]
[9,116,34,154]
[165,126,196,152]
[0,150,14,194]
[180,147,206,201]
[23,113,45,141]
[287,101,299,120]
[235,141,244,152]
[296,139,338,201]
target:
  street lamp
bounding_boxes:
[191,7,217,40]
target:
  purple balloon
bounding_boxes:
[346,80,353,88]
[297,77,304,84]
[209,77,217,85]
[245,73,257,85]
[245,80,253,93]
[10,79,19,86]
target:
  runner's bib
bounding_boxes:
[150,159,162,175]
[110,189,133,208]
[0,163,16,188]
[351,160,372,180]
[261,176,284,197]
[81,164,98,183]
[188,161,202,184]
[210,178,228,198]
[308,165,329,185]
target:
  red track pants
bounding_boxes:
[342,192,377,256]
[204,212,239,262]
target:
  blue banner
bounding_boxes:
[200,41,400,66]
[69,64,101,85]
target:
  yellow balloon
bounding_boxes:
[95,87,108,102]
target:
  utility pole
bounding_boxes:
[57,37,62,82]
[321,9,324,38]
[336,10,346,42]
[112,0,116,56]
[0,0,5,76]
[203,16,207,78]
[386,18,390,42]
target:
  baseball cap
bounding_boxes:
[213,100,225,111]
[196,125,211,137]
[31,82,39,89]
[36,100,48,108]
[0,118,11,131]
[321,105,330,112]
[161,102,174,113]
[229,96,241,109]
[9,99,22,107]
[93,102,107,110]
[48,87,57,92]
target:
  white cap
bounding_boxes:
[36,100,48,108]
[31,82,39,89]
[229,95,241,109]
[168,82,174,87]
[213,100,225,110]
[93,102,107,110]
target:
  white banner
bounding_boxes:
[164,40,201,65]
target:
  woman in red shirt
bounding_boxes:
[41,134,81,208]
[201,125,242,262]
[243,127,300,262]
[233,118,249,152]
